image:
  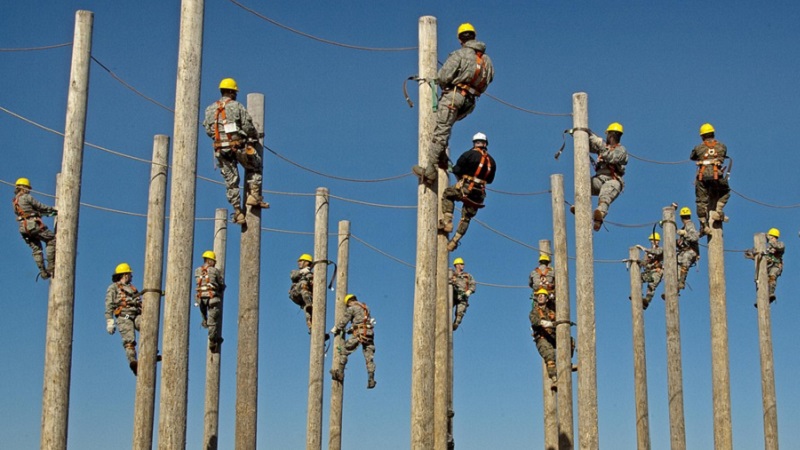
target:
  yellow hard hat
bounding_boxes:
[535,288,549,296]
[457,23,476,37]
[648,232,661,241]
[202,250,216,261]
[767,228,780,238]
[539,253,551,263]
[115,263,132,275]
[298,253,313,263]
[453,257,465,265]
[15,177,31,188]
[679,207,692,217]
[606,122,624,134]
[699,123,715,136]
[219,78,239,91]
[344,294,356,304]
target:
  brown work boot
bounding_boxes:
[231,208,246,225]
[439,213,454,233]
[246,193,270,209]
[39,268,51,280]
[330,368,344,382]
[129,360,138,376]
[367,376,377,389]
[592,209,605,231]
[550,376,558,391]
[569,205,575,215]
[412,164,436,186]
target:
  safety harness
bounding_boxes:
[196,264,217,301]
[212,99,244,151]
[451,271,473,300]
[114,282,141,318]
[696,139,724,181]
[456,147,491,209]
[455,50,490,97]
[13,194,45,234]
[533,306,556,340]
[347,302,374,344]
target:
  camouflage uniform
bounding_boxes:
[12,190,56,278]
[105,279,141,365]
[764,237,785,301]
[676,220,700,291]
[690,139,730,224]
[330,299,376,388]
[530,300,557,381]
[449,267,476,330]
[195,262,225,350]
[429,39,494,168]
[589,134,628,218]
[640,244,663,309]
[529,263,556,300]
[289,267,314,331]
[203,95,263,210]
[442,145,496,251]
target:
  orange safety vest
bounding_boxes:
[696,139,722,181]
[12,194,45,234]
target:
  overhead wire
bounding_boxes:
[0,42,72,52]
[263,144,413,183]
[91,56,175,113]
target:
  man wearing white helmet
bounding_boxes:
[449,257,476,330]
[195,250,226,352]
[440,132,497,252]
[413,23,494,184]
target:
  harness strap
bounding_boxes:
[466,147,491,191]
[213,99,240,147]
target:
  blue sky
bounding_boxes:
[2,1,800,449]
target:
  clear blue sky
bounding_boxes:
[2,1,799,449]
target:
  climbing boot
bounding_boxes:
[550,376,558,391]
[39,268,51,280]
[129,360,138,376]
[571,364,579,372]
[201,319,208,329]
[330,368,344,382]
[246,193,270,209]
[439,213,454,233]
[569,205,575,215]
[446,233,463,252]
[231,207,246,225]
[698,218,711,236]
[412,164,436,186]
[209,337,224,353]
[592,208,605,231]
[452,319,460,331]
[367,374,376,389]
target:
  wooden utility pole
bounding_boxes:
[539,239,558,450]
[571,92,599,449]
[434,162,451,450]
[234,92,265,450]
[707,226,732,449]
[306,187,329,450]
[662,207,685,450]
[40,11,92,450]
[203,208,228,450]
[627,247,650,450]
[132,135,169,450]
[754,233,778,450]
[411,15,437,450]
[551,173,574,449]
[328,220,350,450]
[157,1,203,447]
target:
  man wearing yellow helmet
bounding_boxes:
[203,77,268,225]
[690,123,730,235]
[676,207,700,291]
[105,263,143,375]
[329,294,377,389]
[449,257,476,330]
[440,132,497,252]
[412,23,494,184]
[636,233,663,310]
[530,288,558,387]
[745,228,784,304]
[529,253,555,300]
[588,123,628,231]
[289,253,315,332]
[12,177,57,280]
[195,250,226,352]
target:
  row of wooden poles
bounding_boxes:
[37,8,779,450]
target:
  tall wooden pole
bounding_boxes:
[411,15,437,450]
[203,208,228,450]
[754,233,778,450]
[707,226,732,449]
[327,220,350,450]
[434,164,451,450]
[662,207,685,450]
[539,240,558,449]
[157,1,203,447]
[40,11,92,450]
[628,247,651,450]
[233,92,265,450]
[571,92,599,449]
[306,187,330,450]
[132,135,170,450]
[551,174,574,449]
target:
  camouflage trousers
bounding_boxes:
[199,296,222,344]
[677,250,697,289]
[694,178,730,219]
[641,269,663,302]
[19,221,56,272]
[216,147,263,208]
[768,263,782,297]
[289,286,313,326]
[453,296,469,324]
[534,335,556,378]
[430,89,476,163]
[591,174,622,214]
[442,182,485,235]
[117,314,141,363]
[334,334,376,377]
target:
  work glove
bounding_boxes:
[465,290,472,297]
[540,320,554,328]
[677,229,687,236]
[330,327,340,336]
[635,244,645,251]
[106,318,116,335]
[299,267,311,275]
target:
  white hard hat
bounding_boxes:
[472,132,488,143]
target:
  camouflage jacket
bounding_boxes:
[290,268,313,291]
[12,192,55,234]
[334,300,374,340]
[195,263,225,299]
[105,281,140,321]
[202,96,258,143]
[530,303,556,339]
[449,268,476,299]
[642,246,663,272]
[677,221,700,254]
[437,39,494,94]
[529,264,555,292]
[589,135,627,178]
[766,239,785,266]
[690,139,727,180]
